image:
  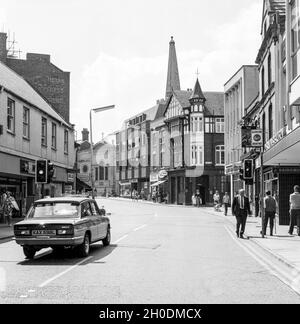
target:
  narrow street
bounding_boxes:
[0,199,299,304]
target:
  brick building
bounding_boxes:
[0,32,70,122]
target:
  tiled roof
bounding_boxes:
[154,102,167,120]
[0,61,70,127]
[172,90,224,116]
[190,78,205,101]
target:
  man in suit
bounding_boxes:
[232,189,251,239]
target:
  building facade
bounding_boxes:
[0,61,76,220]
[77,129,116,196]
[0,32,70,122]
[224,66,259,205]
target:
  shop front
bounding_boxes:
[150,170,168,203]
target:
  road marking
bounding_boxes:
[133,225,148,232]
[113,235,129,244]
[28,289,35,293]
[39,256,93,288]
[224,225,300,295]
[20,295,28,298]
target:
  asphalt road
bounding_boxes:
[0,199,300,304]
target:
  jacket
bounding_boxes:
[232,195,251,216]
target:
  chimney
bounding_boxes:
[82,128,89,142]
[0,33,7,64]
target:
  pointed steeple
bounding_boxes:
[190,78,206,102]
[165,36,181,99]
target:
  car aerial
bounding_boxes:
[14,197,111,260]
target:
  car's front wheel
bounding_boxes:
[102,227,111,247]
[23,246,36,259]
[78,233,90,257]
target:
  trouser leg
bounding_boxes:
[263,212,270,235]
[236,216,242,234]
[269,214,275,235]
[289,210,296,234]
[241,213,248,235]
[225,204,228,215]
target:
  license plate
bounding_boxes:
[32,230,56,236]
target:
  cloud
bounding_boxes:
[72,2,262,142]
[0,7,7,26]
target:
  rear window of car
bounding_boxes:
[28,202,80,219]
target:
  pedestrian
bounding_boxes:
[140,189,145,201]
[213,191,220,211]
[3,191,14,227]
[223,192,230,216]
[195,190,202,208]
[288,185,300,236]
[263,191,277,236]
[232,189,251,239]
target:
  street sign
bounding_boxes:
[251,129,263,147]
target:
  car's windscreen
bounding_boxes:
[28,203,80,218]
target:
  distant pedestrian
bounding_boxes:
[288,185,300,236]
[3,192,14,227]
[263,191,277,236]
[223,192,230,216]
[232,189,251,239]
[213,191,220,211]
[194,190,202,208]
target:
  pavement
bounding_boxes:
[204,206,300,273]
[0,219,23,241]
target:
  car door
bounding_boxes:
[90,201,103,240]
[81,201,97,242]
[93,201,107,239]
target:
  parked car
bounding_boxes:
[14,197,111,259]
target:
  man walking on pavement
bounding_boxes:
[263,191,277,236]
[288,185,300,236]
[232,189,251,239]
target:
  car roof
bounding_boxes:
[34,197,93,204]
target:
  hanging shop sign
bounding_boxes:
[158,170,168,180]
[251,129,263,147]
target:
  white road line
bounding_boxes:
[133,225,148,232]
[20,295,28,298]
[224,225,300,295]
[113,235,129,244]
[28,289,35,293]
[39,256,93,288]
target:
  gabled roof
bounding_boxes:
[190,78,205,101]
[0,61,71,127]
[164,90,224,117]
[154,102,167,120]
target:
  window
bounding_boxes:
[23,107,30,139]
[41,118,47,146]
[99,166,104,180]
[268,104,273,140]
[64,129,69,154]
[51,123,57,149]
[95,167,99,181]
[205,118,215,133]
[7,98,15,133]
[261,66,265,96]
[268,54,272,87]
[105,166,109,181]
[82,165,89,173]
[215,118,225,133]
[291,0,300,79]
[191,116,203,133]
[215,145,225,166]
[81,202,92,218]
[191,145,203,166]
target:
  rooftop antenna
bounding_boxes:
[7,31,22,59]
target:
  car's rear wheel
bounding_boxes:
[78,233,90,257]
[23,246,36,259]
[102,227,111,247]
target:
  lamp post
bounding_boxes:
[90,105,115,199]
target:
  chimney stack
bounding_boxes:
[0,33,7,64]
[82,128,89,142]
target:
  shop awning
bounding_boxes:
[150,180,167,187]
[76,178,92,191]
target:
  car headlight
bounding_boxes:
[20,230,30,235]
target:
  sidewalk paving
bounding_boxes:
[206,207,300,272]
[0,219,23,241]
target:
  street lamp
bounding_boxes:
[90,105,115,199]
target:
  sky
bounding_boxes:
[0,0,263,142]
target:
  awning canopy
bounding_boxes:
[150,180,167,187]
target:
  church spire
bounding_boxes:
[165,36,181,99]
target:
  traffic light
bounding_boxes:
[36,160,48,184]
[47,161,55,184]
[243,159,253,180]
[239,168,244,180]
